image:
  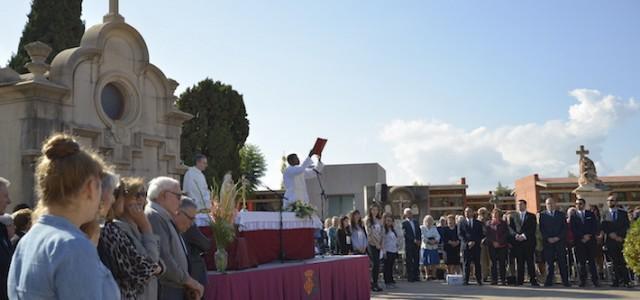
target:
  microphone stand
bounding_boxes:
[259,184,287,263]
[313,168,329,257]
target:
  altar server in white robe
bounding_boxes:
[182,154,211,226]
[283,151,324,208]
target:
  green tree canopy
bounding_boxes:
[239,143,267,194]
[177,78,249,186]
[8,0,85,73]
[494,181,513,197]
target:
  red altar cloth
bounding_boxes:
[199,227,316,270]
[243,228,315,264]
[205,256,370,300]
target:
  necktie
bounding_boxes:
[469,219,473,229]
[521,212,525,222]
[612,210,617,221]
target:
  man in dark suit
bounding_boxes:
[509,199,539,286]
[459,207,484,285]
[571,198,599,287]
[539,197,570,287]
[402,208,421,282]
[602,195,632,288]
[0,177,13,300]
[176,197,211,293]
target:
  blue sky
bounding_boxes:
[2,1,639,192]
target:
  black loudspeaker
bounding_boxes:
[381,184,388,203]
[436,268,446,280]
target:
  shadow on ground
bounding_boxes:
[372,280,637,300]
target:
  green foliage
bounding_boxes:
[495,181,513,197]
[623,219,640,274]
[210,218,235,250]
[177,78,249,187]
[239,144,267,194]
[8,0,85,73]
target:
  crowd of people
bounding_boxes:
[0,133,215,300]
[323,196,639,292]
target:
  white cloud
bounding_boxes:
[622,156,640,175]
[380,89,639,192]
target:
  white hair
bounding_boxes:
[101,171,120,192]
[147,176,180,202]
[0,213,13,226]
[0,177,10,189]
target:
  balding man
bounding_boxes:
[145,177,203,300]
[539,197,569,287]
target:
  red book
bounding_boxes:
[311,138,327,156]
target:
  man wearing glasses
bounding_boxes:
[570,198,599,287]
[175,197,211,296]
[145,177,204,299]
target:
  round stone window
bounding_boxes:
[101,83,125,120]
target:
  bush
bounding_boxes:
[623,219,640,274]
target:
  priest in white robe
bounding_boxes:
[182,154,211,212]
[283,152,324,209]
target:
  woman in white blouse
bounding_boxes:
[420,215,441,280]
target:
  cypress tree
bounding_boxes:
[8,0,85,73]
[177,78,250,187]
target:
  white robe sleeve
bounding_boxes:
[304,159,323,179]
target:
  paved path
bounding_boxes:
[372,280,639,299]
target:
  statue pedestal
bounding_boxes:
[573,186,611,209]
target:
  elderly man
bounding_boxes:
[401,208,421,282]
[183,154,211,213]
[539,197,569,287]
[0,177,13,300]
[175,197,211,295]
[145,177,204,300]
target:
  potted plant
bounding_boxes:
[209,173,241,272]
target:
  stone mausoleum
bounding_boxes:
[0,2,192,208]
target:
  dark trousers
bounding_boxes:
[512,244,537,284]
[543,241,569,285]
[368,245,381,286]
[384,252,398,284]
[405,243,420,281]
[463,246,482,284]
[574,239,598,284]
[606,242,630,285]
[489,246,507,283]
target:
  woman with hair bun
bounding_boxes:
[7,133,121,299]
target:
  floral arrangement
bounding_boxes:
[209,173,241,249]
[287,200,317,219]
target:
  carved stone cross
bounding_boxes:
[576,145,589,160]
[104,0,124,22]
[109,0,119,15]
